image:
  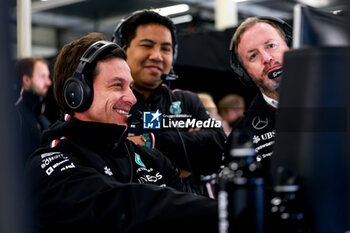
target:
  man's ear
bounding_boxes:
[22,75,31,90]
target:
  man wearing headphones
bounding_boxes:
[24,32,219,232]
[226,17,292,178]
[112,10,226,196]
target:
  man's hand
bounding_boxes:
[179,169,192,178]
[127,135,192,178]
[188,128,201,132]
[127,135,145,146]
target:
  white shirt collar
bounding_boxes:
[262,93,279,109]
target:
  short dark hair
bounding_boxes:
[15,57,48,88]
[118,10,177,50]
[53,32,127,115]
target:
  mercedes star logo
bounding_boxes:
[252,116,269,130]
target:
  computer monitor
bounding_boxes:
[293,3,350,48]
[270,4,350,233]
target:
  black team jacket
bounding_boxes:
[16,90,51,163]
[25,116,218,233]
[128,84,227,176]
[225,92,277,179]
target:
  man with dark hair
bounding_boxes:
[15,57,52,161]
[113,10,226,196]
[24,32,218,233]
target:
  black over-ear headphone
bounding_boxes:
[229,16,293,87]
[63,40,120,112]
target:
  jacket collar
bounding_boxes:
[42,116,128,149]
[262,93,278,110]
[245,92,277,116]
[132,84,163,104]
[17,90,43,114]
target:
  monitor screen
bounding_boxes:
[293,3,350,48]
[270,4,350,233]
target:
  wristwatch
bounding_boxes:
[141,133,152,148]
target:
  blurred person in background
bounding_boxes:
[217,94,245,133]
[15,57,52,163]
[197,92,231,135]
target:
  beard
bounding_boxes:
[255,77,281,97]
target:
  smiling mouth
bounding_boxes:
[115,109,131,117]
[144,64,162,72]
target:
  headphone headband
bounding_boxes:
[229,16,293,87]
[112,10,146,48]
[75,40,120,75]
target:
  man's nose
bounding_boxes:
[261,50,273,64]
[149,47,163,62]
[125,88,137,106]
[46,76,52,86]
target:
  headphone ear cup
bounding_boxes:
[230,50,254,87]
[63,75,93,112]
[112,23,125,47]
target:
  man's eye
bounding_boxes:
[268,43,276,49]
[162,47,172,52]
[141,44,152,48]
[249,53,257,61]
